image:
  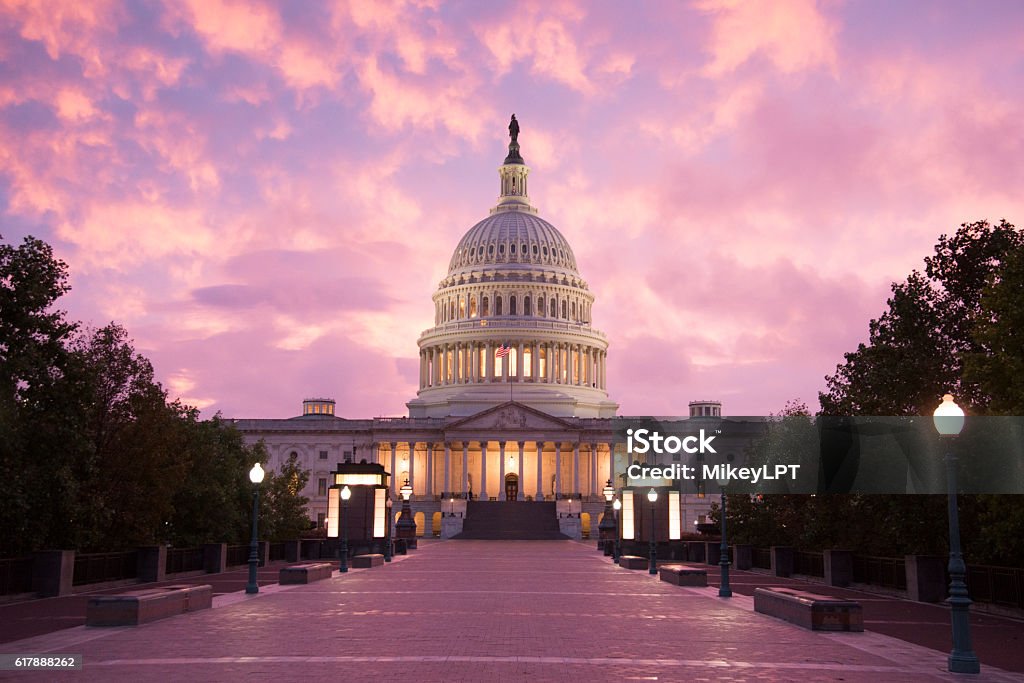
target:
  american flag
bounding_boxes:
[495,343,511,358]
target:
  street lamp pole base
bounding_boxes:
[948,653,981,675]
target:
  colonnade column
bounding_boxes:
[499,441,507,500]
[462,442,469,497]
[608,443,615,487]
[532,339,540,382]
[555,443,562,498]
[408,442,416,496]
[517,441,525,500]
[590,443,598,496]
[486,342,494,382]
[425,443,433,497]
[480,441,489,500]
[517,342,524,382]
[389,442,397,496]
[443,442,451,498]
[572,443,580,497]
[535,441,544,500]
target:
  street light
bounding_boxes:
[396,478,417,547]
[612,498,622,564]
[647,488,658,575]
[599,479,616,551]
[339,485,351,573]
[716,473,732,598]
[933,394,980,674]
[245,462,265,595]
[384,496,393,562]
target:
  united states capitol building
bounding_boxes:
[231,116,748,538]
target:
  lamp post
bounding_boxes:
[647,488,658,575]
[396,478,417,548]
[245,462,265,595]
[716,474,732,597]
[933,394,980,674]
[384,496,393,562]
[612,498,622,564]
[599,479,616,551]
[338,485,351,573]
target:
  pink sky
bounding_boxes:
[2,1,1023,418]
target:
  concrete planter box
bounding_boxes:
[86,584,212,627]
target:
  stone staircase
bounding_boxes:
[453,501,568,540]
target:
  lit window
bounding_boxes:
[524,347,532,377]
[539,347,547,378]
[469,297,478,317]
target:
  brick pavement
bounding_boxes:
[1,540,1022,682]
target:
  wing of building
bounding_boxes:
[231,117,744,539]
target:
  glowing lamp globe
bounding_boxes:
[249,463,265,484]
[647,488,657,503]
[933,394,965,437]
[340,485,351,501]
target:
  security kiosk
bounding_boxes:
[327,462,391,557]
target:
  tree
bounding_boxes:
[820,219,1023,415]
[812,219,1024,566]
[260,451,311,541]
[963,244,1024,414]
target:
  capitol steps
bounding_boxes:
[453,501,568,540]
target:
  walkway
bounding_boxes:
[1,540,1022,682]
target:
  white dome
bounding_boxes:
[448,211,579,275]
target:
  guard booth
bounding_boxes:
[326,462,391,558]
[618,486,684,560]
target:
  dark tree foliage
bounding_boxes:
[749,220,1024,567]
[820,219,1023,416]
[0,234,311,556]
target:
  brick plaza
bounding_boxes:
[2,540,1023,682]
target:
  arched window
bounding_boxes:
[571,301,577,320]
[496,296,503,316]
[459,298,466,319]
[482,296,489,316]
[524,296,531,316]
[510,243,516,255]
[450,300,456,320]
[561,300,568,319]
[510,296,517,315]
[550,298,556,318]
[469,297,478,318]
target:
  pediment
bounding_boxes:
[446,402,576,432]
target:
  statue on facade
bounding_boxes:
[509,114,519,142]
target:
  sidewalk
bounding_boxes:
[0,540,1021,682]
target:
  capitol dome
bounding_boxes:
[407,115,618,419]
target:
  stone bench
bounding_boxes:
[279,562,333,585]
[754,587,863,632]
[619,555,650,570]
[658,564,708,587]
[352,554,384,568]
[86,584,212,627]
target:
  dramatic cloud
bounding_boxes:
[2,1,1022,418]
